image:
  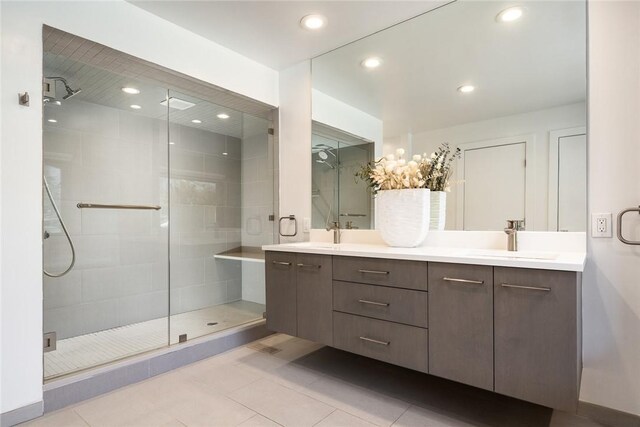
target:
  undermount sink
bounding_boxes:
[294,242,341,250]
[464,249,559,261]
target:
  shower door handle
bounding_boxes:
[77,203,161,210]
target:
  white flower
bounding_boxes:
[412,154,421,162]
[397,159,406,166]
[385,154,395,161]
[430,153,437,159]
[408,160,418,170]
[396,148,405,157]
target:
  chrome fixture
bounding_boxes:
[345,221,359,230]
[326,221,341,244]
[616,206,640,245]
[19,92,30,106]
[44,76,82,100]
[43,177,76,277]
[504,219,525,251]
[77,202,161,210]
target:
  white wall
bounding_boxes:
[581,1,640,416]
[0,0,277,415]
[312,89,383,158]
[409,102,586,231]
[278,61,312,242]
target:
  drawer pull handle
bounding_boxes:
[359,336,390,346]
[443,277,484,285]
[501,283,551,292]
[272,261,292,266]
[358,299,390,307]
[358,269,389,275]
[296,263,321,268]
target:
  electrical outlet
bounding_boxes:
[303,217,311,233]
[592,213,612,238]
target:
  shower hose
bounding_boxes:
[43,176,76,277]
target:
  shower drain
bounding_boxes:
[207,322,218,326]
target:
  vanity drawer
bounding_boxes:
[333,312,428,372]
[333,256,428,291]
[333,281,428,328]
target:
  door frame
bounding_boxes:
[547,127,587,231]
[456,134,535,231]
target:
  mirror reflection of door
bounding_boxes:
[460,140,527,231]
[549,128,587,232]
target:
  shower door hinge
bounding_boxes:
[43,332,57,352]
[19,92,30,106]
[268,128,274,135]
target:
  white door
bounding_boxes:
[462,142,526,231]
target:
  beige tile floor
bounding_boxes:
[45,301,265,379]
[28,334,604,427]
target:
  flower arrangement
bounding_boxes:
[356,143,461,194]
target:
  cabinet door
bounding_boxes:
[494,267,580,410]
[428,263,494,390]
[265,252,297,336]
[296,254,333,345]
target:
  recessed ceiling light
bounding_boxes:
[222,152,228,156]
[300,14,327,30]
[130,104,142,109]
[122,87,140,95]
[457,85,475,94]
[169,141,175,145]
[361,57,383,69]
[496,6,524,23]
[217,113,230,119]
[191,119,202,124]
[47,119,57,123]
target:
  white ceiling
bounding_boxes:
[127,0,449,70]
[312,1,587,137]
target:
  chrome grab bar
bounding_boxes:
[617,206,640,245]
[501,283,551,292]
[358,299,390,307]
[443,277,484,285]
[272,261,292,266]
[358,269,389,275]
[297,263,321,268]
[359,336,390,346]
[77,203,161,210]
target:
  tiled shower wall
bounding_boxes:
[43,99,245,340]
[168,122,242,316]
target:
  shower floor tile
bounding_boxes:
[44,300,265,380]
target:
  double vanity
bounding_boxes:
[263,240,585,411]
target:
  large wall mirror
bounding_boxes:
[311,1,587,232]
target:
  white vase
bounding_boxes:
[429,191,447,230]
[376,188,430,247]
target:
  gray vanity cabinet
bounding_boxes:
[265,252,297,336]
[428,263,494,391]
[296,254,333,346]
[265,252,333,345]
[494,267,581,411]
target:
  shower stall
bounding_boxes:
[41,27,278,380]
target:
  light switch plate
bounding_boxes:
[591,213,612,238]
[303,217,311,233]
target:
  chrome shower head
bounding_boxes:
[63,88,82,100]
[44,76,81,101]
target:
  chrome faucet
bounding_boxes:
[504,220,525,251]
[326,221,341,244]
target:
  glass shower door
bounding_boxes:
[42,58,170,379]
[168,90,275,343]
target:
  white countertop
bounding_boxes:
[262,242,586,272]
